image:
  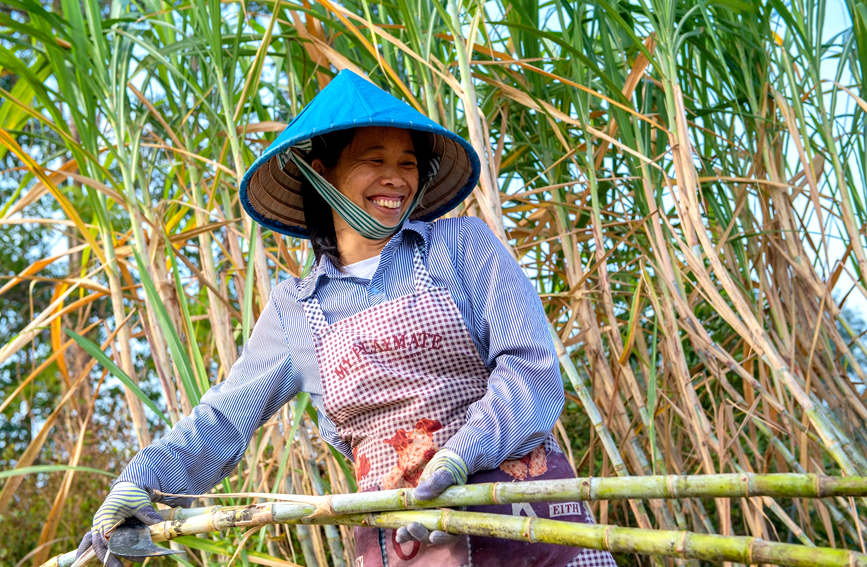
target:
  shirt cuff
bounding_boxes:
[442,427,490,476]
[116,452,193,508]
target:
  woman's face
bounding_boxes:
[314,126,419,230]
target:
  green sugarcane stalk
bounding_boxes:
[163,473,867,510]
[48,505,867,567]
[44,474,867,567]
[333,510,867,567]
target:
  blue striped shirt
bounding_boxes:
[118,216,564,503]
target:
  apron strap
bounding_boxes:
[301,295,329,335]
[301,241,436,334]
[410,241,436,294]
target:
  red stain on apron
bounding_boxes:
[383,418,443,489]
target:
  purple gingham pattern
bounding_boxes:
[301,245,488,492]
[304,245,616,566]
[565,546,619,567]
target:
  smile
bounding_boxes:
[370,197,403,209]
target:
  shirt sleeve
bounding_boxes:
[442,217,564,475]
[116,283,301,505]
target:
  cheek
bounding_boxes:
[403,171,420,193]
[329,168,364,198]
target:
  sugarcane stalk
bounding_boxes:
[47,506,867,567]
[333,510,867,567]
[159,473,867,511]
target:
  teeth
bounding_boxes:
[372,198,401,209]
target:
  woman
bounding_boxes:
[77,70,616,567]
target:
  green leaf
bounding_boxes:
[65,329,171,425]
[171,535,288,564]
[242,221,257,342]
[132,248,203,405]
[166,235,211,396]
[0,465,115,479]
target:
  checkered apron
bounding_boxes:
[300,245,617,567]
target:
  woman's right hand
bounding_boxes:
[75,482,163,567]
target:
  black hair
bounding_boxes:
[300,129,434,270]
[302,130,355,270]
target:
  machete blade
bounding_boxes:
[107,522,185,561]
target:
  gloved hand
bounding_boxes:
[396,449,468,545]
[75,482,163,567]
[395,521,458,545]
[414,448,467,501]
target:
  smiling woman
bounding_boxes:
[74,69,617,567]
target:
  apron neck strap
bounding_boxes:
[410,241,434,294]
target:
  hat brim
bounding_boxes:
[242,125,478,239]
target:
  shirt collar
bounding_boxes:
[295,219,429,301]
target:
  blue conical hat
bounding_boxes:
[240,70,481,239]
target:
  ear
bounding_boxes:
[311,158,326,176]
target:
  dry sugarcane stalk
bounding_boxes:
[43,474,867,566]
[47,505,867,567]
[552,331,659,532]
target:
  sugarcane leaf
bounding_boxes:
[272,393,310,494]
[170,536,293,566]
[131,248,202,405]
[242,221,257,342]
[618,277,644,365]
[65,329,170,425]
[0,465,114,479]
[166,234,210,396]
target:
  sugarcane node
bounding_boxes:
[675,528,688,555]
[234,504,258,524]
[815,473,827,497]
[745,533,758,565]
[439,507,453,533]
[665,474,676,498]
[399,487,411,508]
[520,515,533,541]
[490,481,500,505]
[160,518,176,538]
[579,478,591,500]
[742,473,751,498]
[307,498,335,519]
[602,523,612,553]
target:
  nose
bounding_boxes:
[379,161,406,187]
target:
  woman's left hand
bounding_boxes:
[413,449,467,500]
[396,449,467,545]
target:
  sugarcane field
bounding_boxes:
[1,0,866,565]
